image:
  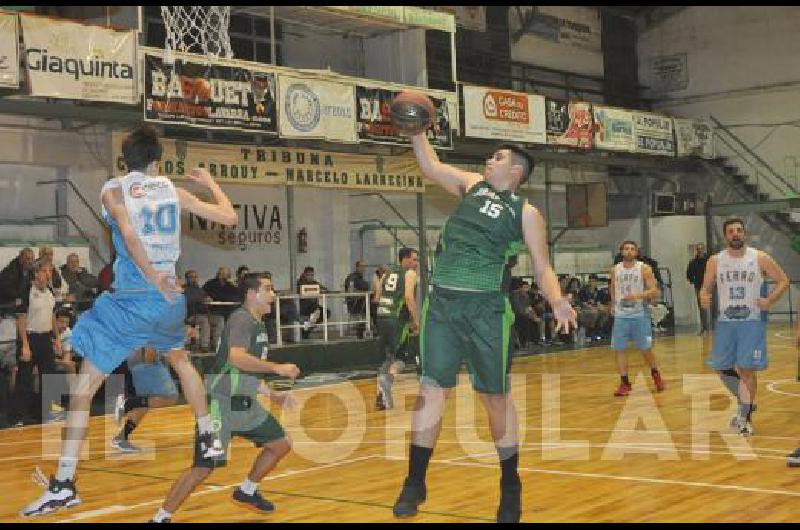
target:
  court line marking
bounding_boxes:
[382,455,800,499]
[765,379,800,398]
[52,454,380,523]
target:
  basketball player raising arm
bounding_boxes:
[102,167,237,299]
[410,134,576,332]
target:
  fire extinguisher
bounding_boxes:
[298,227,308,254]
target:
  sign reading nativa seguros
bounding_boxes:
[112,133,426,193]
[21,13,137,104]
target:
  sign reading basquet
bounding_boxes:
[278,75,357,143]
[356,85,453,149]
[20,13,137,104]
[0,13,19,88]
[144,52,278,133]
[463,85,546,144]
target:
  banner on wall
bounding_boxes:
[545,99,593,149]
[278,75,357,143]
[674,118,714,159]
[20,13,137,103]
[633,111,674,157]
[0,13,19,88]
[463,85,546,144]
[179,182,288,286]
[509,6,603,78]
[144,53,277,133]
[356,85,453,149]
[112,132,425,192]
[592,105,635,152]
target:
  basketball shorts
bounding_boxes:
[709,320,768,371]
[611,314,653,351]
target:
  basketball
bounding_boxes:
[390,90,436,136]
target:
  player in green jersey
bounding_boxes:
[374,247,420,410]
[151,273,300,523]
[392,133,577,524]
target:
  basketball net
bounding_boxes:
[160,6,234,64]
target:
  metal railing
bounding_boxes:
[710,115,800,201]
[274,291,373,347]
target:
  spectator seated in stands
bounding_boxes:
[297,266,329,339]
[577,274,612,341]
[0,247,35,310]
[59,253,98,307]
[529,282,554,345]
[510,278,541,350]
[184,270,212,353]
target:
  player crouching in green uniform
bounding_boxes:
[152,273,300,523]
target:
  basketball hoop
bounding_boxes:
[160,6,234,64]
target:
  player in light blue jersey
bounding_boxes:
[21,125,239,518]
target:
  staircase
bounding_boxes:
[701,115,800,247]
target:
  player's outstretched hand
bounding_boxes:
[553,298,578,334]
[277,363,300,380]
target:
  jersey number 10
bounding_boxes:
[141,203,178,235]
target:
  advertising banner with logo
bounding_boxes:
[674,118,714,159]
[356,84,453,149]
[633,111,675,157]
[144,52,278,133]
[20,14,137,104]
[0,13,19,88]
[179,182,288,290]
[463,85,546,144]
[112,133,425,193]
[278,75,357,143]
[545,99,593,149]
[592,105,635,152]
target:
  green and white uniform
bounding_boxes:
[376,265,414,365]
[422,180,526,394]
[193,307,286,468]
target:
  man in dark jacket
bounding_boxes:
[686,242,709,334]
[0,248,35,310]
[202,267,240,349]
[60,253,98,304]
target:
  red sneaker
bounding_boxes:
[652,372,666,392]
[614,383,632,396]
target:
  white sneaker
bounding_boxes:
[111,435,142,454]
[114,394,126,426]
[732,416,754,436]
[20,468,81,517]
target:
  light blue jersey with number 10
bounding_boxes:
[101,171,180,292]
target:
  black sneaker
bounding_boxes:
[787,448,800,467]
[496,481,521,523]
[392,478,426,518]
[233,487,275,512]
[197,429,224,459]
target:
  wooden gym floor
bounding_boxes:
[3,324,800,522]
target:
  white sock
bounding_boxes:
[240,478,258,495]
[55,457,78,482]
[197,414,213,433]
[153,507,172,522]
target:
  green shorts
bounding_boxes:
[376,316,411,362]
[420,286,515,394]
[193,395,286,469]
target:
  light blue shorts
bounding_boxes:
[131,361,179,397]
[71,290,186,375]
[611,314,652,351]
[709,320,768,371]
